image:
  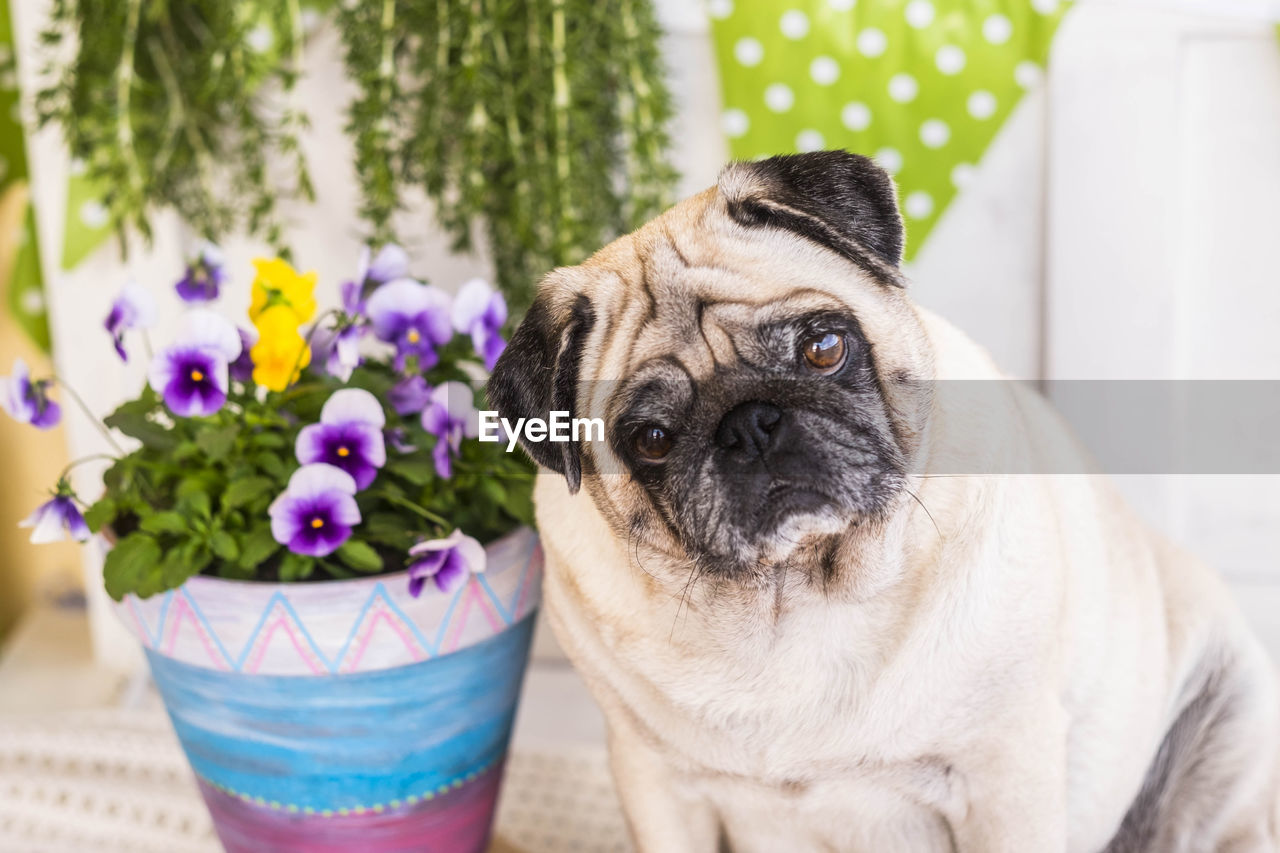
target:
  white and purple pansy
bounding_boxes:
[342,243,410,316]
[104,280,158,362]
[420,380,479,479]
[147,310,243,417]
[295,388,387,489]
[174,241,227,303]
[20,488,89,544]
[451,278,508,371]
[1,358,61,430]
[269,463,362,557]
[407,528,486,596]
[310,321,364,382]
[365,279,453,372]
[229,326,258,383]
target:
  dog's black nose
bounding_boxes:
[715,401,783,458]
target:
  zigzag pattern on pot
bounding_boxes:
[116,529,543,676]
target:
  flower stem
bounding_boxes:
[58,453,118,483]
[374,490,450,529]
[52,376,126,455]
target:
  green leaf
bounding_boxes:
[104,399,178,451]
[223,476,275,511]
[279,552,315,582]
[388,458,437,486]
[256,451,288,479]
[83,498,117,534]
[139,511,189,535]
[159,547,199,589]
[209,530,239,561]
[336,539,383,573]
[103,534,161,601]
[238,528,281,569]
[178,489,212,519]
[195,424,240,461]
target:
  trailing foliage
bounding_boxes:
[340,0,679,310]
[36,0,315,251]
[36,0,677,309]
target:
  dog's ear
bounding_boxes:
[487,286,594,494]
[719,150,905,285]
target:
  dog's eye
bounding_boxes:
[801,332,846,373]
[634,426,673,462]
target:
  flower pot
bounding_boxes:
[114,527,542,853]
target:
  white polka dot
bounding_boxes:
[904,191,934,219]
[1031,0,1060,13]
[935,45,966,75]
[856,28,887,58]
[796,129,825,152]
[734,37,764,67]
[764,83,795,113]
[983,14,1013,44]
[840,101,872,131]
[1015,61,1042,89]
[810,56,840,85]
[888,73,918,103]
[905,0,935,29]
[967,90,997,120]
[721,109,750,138]
[246,25,273,54]
[20,288,45,315]
[707,0,734,19]
[828,0,856,9]
[780,10,810,39]
[920,119,950,148]
[951,163,976,189]
[69,157,87,176]
[79,199,109,229]
[875,148,903,175]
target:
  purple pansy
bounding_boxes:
[420,381,479,479]
[20,487,89,544]
[386,427,416,454]
[229,327,258,383]
[295,388,387,489]
[104,280,158,362]
[365,279,453,372]
[407,529,486,596]
[1,358,61,430]
[342,244,410,316]
[268,463,362,557]
[147,310,242,417]
[452,278,507,371]
[388,375,432,416]
[310,322,364,382]
[174,242,227,303]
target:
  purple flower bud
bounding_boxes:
[407,528,485,596]
[388,375,432,416]
[269,464,362,557]
[229,327,258,383]
[343,244,409,315]
[1,358,61,430]
[104,280,158,362]
[175,242,227,303]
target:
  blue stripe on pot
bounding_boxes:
[147,613,536,812]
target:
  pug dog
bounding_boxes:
[487,151,1280,852]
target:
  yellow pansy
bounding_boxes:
[249,257,318,325]
[251,305,312,391]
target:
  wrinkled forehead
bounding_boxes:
[579,188,898,382]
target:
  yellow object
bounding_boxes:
[248,257,318,325]
[250,305,312,391]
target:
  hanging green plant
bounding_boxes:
[36,0,315,251]
[36,0,676,309]
[338,0,677,311]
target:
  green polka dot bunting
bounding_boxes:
[708,0,1069,259]
[0,0,50,351]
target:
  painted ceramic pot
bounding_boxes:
[113,526,542,853]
